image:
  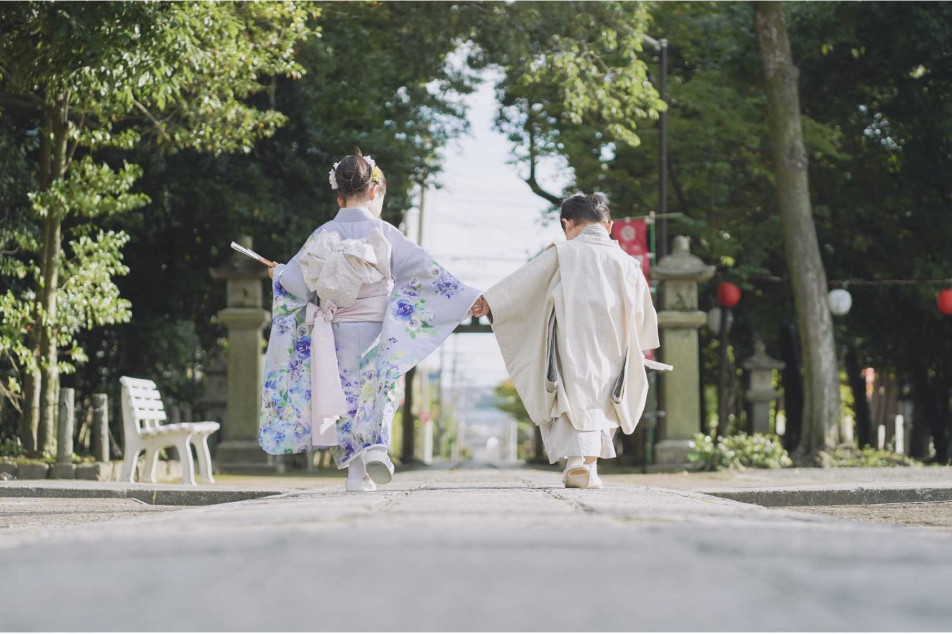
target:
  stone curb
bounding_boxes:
[701,484,952,507]
[0,483,286,506]
[0,459,184,482]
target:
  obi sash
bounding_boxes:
[306,290,390,447]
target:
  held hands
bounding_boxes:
[471,296,490,318]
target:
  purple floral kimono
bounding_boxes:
[259,207,480,467]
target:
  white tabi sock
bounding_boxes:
[565,456,584,469]
[347,454,368,482]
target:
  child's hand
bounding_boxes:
[471,296,490,318]
[268,264,277,280]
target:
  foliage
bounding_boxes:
[499,1,952,462]
[67,2,477,411]
[688,432,793,471]
[493,380,530,424]
[0,437,26,458]
[0,2,314,445]
[470,1,665,203]
[493,379,536,460]
[826,446,922,468]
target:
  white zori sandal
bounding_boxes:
[364,447,395,485]
[345,454,376,492]
[563,457,591,489]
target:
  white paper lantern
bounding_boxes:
[828,289,852,316]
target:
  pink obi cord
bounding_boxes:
[305,295,389,447]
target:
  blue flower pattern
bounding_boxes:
[259,225,480,464]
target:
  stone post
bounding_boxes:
[650,236,715,469]
[55,388,74,464]
[92,393,109,462]
[51,388,76,479]
[741,339,785,435]
[211,235,272,471]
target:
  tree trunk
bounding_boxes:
[35,105,69,457]
[779,323,803,452]
[754,2,842,460]
[845,344,872,448]
[932,385,951,464]
[909,365,936,460]
[716,308,733,437]
[19,107,54,456]
[18,369,40,455]
[36,214,62,456]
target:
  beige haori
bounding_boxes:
[484,225,660,443]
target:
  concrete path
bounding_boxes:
[2,468,951,631]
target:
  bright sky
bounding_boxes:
[403,69,572,390]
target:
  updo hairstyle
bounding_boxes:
[333,151,386,200]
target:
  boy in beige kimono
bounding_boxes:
[472,193,660,489]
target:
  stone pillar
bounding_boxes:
[91,394,109,462]
[211,235,272,471]
[51,388,76,479]
[55,388,75,465]
[741,339,785,435]
[650,236,715,469]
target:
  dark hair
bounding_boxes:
[559,192,611,225]
[333,149,387,199]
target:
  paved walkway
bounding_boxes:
[2,468,951,631]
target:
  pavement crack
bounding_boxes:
[538,487,597,514]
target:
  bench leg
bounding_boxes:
[177,435,197,486]
[192,434,215,484]
[143,447,160,484]
[121,447,143,483]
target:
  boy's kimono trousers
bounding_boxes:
[483,224,660,463]
[259,206,480,468]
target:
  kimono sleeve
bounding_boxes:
[271,251,311,317]
[482,248,561,426]
[259,247,316,456]
[374,222,481,377]
[382,222,443,282]
[630,260,660,351]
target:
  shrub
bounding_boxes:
[827,445,921,468]
[687,432,793,471]
[0,437,25,458]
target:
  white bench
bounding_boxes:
[120,376,220,486]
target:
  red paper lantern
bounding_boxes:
[938,289,952,315]
[717,282,742,308]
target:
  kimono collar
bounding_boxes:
[574,224,616,247]
[334,207,377,222]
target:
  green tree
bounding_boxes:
[754,1,842,459]
[30,3,480,445]
[0,2,312,455]
[788,2,952,461]
[493,379,540,461]
[470,1,666,204]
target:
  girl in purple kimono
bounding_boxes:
[259,153,481,492]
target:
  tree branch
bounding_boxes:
[65,110,86,169]
[132,97,172,142]
[522,124,562,206]
[667,154,690,215]
[0,92,45,111]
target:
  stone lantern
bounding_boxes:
[210,235,272,471]
[649,236,716,469]
[741,339,785,435]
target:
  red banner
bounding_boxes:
[613,219,654,359]
[612,219,650,277]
